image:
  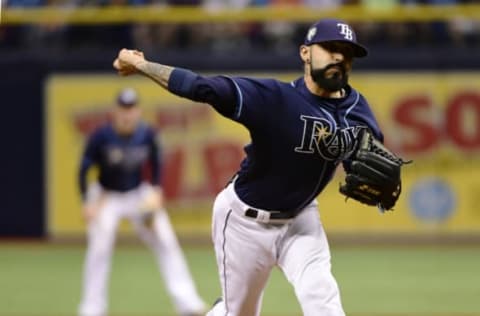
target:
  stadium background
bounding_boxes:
[1,2,479,315]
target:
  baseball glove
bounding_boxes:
[339,129,410,212]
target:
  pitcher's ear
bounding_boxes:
[300,45,310,63]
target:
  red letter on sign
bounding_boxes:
[446,92,480,150]
[393,95,439,153]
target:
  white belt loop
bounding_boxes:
[255,210,271,223]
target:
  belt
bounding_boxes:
[244,208,296,223]
[223,180,297,224]
[245,208,296,220]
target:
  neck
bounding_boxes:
[113,122,136,136]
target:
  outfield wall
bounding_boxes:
[46,72,480,238]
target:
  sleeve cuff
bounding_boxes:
[168,68,199,98]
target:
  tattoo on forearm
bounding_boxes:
[137,62,174,89]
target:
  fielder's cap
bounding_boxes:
[304,19,368,58]
[116,88,138,108]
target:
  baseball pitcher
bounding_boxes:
[112,19,408,316]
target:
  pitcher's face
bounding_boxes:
[301,41,354,92]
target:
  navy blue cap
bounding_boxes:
[116,88,138,108]
[304,19,368,58]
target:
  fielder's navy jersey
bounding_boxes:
[78,122,161,200]
[169,69,382,213]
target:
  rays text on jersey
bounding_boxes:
[294,115,365,161]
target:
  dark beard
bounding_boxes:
[310,62,348,92]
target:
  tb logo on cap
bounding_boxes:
[306,27,317,42]
[337,23,353,40]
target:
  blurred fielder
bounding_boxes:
[77,88,206,316]
[112,18,407,316]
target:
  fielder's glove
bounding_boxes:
[339,129,410,212]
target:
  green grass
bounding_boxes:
[0,243,479,315]
[334,247,480,315]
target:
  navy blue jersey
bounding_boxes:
[78,122,161,200]
[169,69,382,213]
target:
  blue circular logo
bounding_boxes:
[409,178,456,223]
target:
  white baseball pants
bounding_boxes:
[207,182,345,316]
[78,183,206,316]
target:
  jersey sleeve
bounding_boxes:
[78,130,101,201]
[168,68,237,118]
[228,77,282,128]
[168,68,281,129]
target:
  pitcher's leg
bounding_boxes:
[207,193,273,316]
[277,208,345,316]
[78,202,119,316]
[133,209,206,315]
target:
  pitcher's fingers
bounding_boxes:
[113,58,121,70]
